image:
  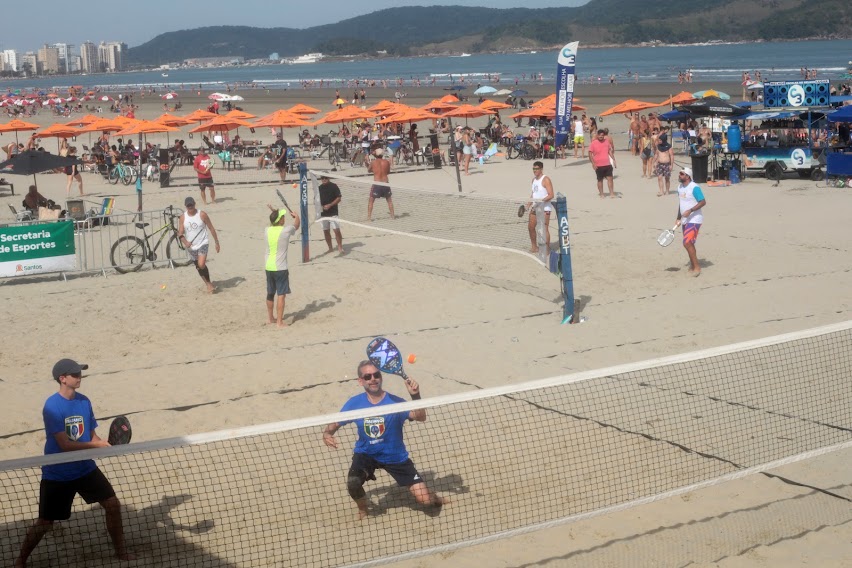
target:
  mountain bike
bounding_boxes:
[506,136,536,160]
[108,161,138,186]
[110,206,193,274]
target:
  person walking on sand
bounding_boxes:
[323,360,445,521]
[573,115,585,158]
[178,196,220,294]
[65,147,84,197]
[15,359,134,568]
[653,133,674,196]
[264,204,300,327]
[318,174,343,253]
[589,129,615,198]
[675,167,706,276]
[526,161,554,254]
[192,149,216,205]
[367,148,395,221]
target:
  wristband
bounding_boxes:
[411,393,421,400]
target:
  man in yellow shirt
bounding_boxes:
[264,204,300,328]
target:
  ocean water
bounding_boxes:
[2,39,851,92]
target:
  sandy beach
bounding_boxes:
[2,79,851,567]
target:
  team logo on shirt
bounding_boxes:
[363,417,385,439]
[65,416,85,441]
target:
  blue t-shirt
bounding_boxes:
[42,392,98,481]
[340,392,411,464]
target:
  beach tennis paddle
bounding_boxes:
[657,221,681,247]
[275,189,292,214]
[107,416,132,446]
[517,204,526,218]
[366,337,409,380]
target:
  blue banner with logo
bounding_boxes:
[299,163,310,262]
[554,194,575,324]
[554,42,578,149]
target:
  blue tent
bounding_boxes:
[827,105,852,123]
[659,109,689,122]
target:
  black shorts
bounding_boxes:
[595,165,613,181]
[266,269,291,297]
[198,177,214,189]
[275,161,288,171]
[39,467,116,521]
[349,453,422,487]
[370,184,391,199]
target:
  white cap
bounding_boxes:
[680,166,693,178]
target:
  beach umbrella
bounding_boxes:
[37,124,80,138]
[509,104,587,120]
[254,110,310,128]
[189,115,253,133]
[677,96,749,117]
[0,119,40,143]
[161,92,179,100]
[367,100,397,114]
[658,91,697,107]
[224,109,256,120]
[287,103,321,115]
[375,108,437,125]
[183,109,218,123]
[442,104,495,118]
[693,89,730,100]
[75,118,125,133]
[474,86,498,95]
[439,94,461,104]
[154,113,194,127]
[207,93,229,101]
[224,95,244,102]
[97,95,114,102]
[421,99,460,112]
[0,150,81,189]
[65,114,101,128]
[495,89,513,96]
[479,100,513,111]
[313,106,374,125]
[599,99,661,117]
[746,82,764,90]
[510,89,529,97]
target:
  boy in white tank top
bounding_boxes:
[178,196,221,293]
[527,161,554,254]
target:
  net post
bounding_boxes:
[447,117,463,192]
[299,162,309,262]
[555,193,575,324]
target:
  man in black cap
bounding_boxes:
[15,359,133,567]
[178,196,220,294]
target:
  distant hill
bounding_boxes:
[126,0,852,66]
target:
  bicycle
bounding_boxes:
[110,206,193,274]
[107,161,138,186]
[505,136,536,160]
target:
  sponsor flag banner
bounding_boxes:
[555,42,578,149]
[0,221,76,277]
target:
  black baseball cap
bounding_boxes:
[52,358,89,380]
[184,196,196,207]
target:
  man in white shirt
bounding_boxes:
[675,167,707,276]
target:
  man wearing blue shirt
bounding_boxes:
[323,360,445,520]
[676,166,707,276]
[15,359,133,568]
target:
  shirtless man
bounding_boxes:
[652,133,674,196]
[627,113,641,156]
[698,122,713,147]
[647,112,661,134]
[366,148,395,221]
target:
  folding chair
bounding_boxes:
[8,204,33,222]
[479,143,500,164]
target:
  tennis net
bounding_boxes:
[2,321,851,567]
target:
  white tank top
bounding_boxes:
[574,119,584,135]
[531,175,552,210]
[183,210,209,251]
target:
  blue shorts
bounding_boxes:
[266,269,290,298]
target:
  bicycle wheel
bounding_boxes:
[506,144,517,160]
[121,166,134,186]
[110,236,147,274]
[108,167,120,184]
[522,145,536,160]
[166,234,193,267]
[404,152,414,166]
[328,149,337,167]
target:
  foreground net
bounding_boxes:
[2,322,851,567]
[308,170,545,263]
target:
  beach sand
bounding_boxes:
[2,79,851,566]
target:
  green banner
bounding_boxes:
[0,221,76,277]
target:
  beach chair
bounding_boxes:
[478,143,499,164]
[8,204,33,222]
[79,197,115,230]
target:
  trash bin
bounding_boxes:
[429,133,441,169]
[690,153,709,184]
[159,150,170,188]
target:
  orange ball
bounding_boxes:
[407,354,416,364]
[292,183,298,188]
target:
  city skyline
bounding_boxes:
[0,1,584,52]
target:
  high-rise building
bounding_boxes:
[80,41,98,73]
[2,49,19,72]
[98,41,126,72]
[38,45,60,74]
[21,52,39,76]
[51,43,75,73]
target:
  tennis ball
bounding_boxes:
[408,354,416,364]
[160,285,167,290]
[292,183,298,188]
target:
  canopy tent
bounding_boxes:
[827,105,852,123]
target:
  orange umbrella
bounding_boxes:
[65,114,101,127]
[254,110,310,128]
[154,113,194,127]
[114,121,179,137]
[36,124,80,138]
[367,100,398,113]
[421,99,460,111]
[509,104,587,120]
[376,108,437,125]
[0,119,40,143]
[75,119,124,133]
[658,91,697,107]
[225,109,256,120]
[439,94,461,104]
[313,106,374,125]
[286,103,321,114]
[599,99,661,117]
[442,104,495,118]
[479,100,513,111]
[183,109,218,123]
[529,93,581,108]
[189,115,253,133]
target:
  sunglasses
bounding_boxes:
[532,167,542,170]
[360,372,382,380]
[64,372,82,379]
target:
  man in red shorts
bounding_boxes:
[675,166,707,276]
[193,149,216,205]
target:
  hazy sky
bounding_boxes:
[1,1,587,52]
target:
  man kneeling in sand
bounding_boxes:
[264,204,300,327]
